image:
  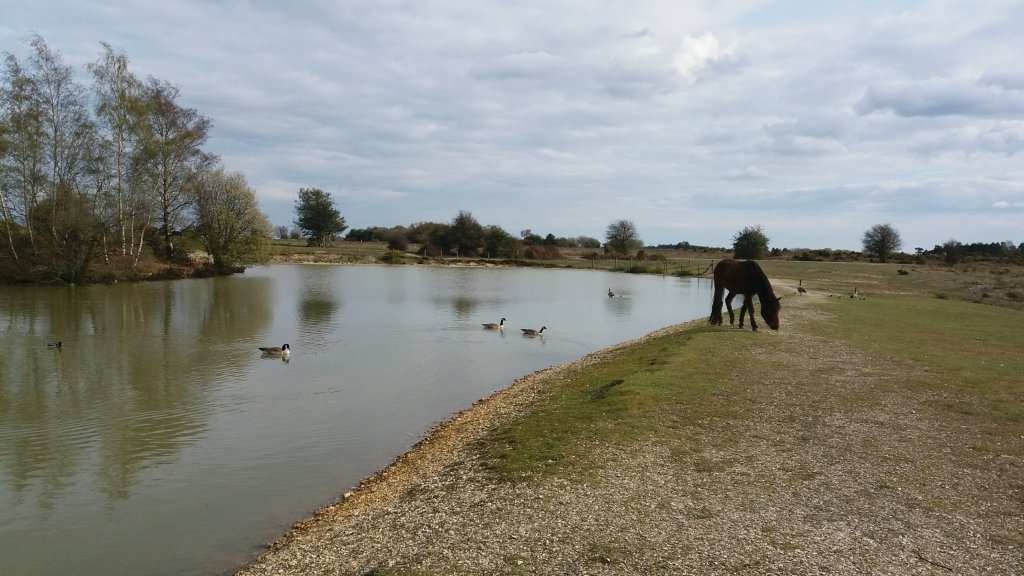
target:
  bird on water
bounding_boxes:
[482,318,506,329]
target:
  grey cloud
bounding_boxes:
[855,80,1024,118]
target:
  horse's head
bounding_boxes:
[761,295,781,330]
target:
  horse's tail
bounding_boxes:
[709,273,723,325]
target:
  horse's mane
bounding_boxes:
[750,262,777,302]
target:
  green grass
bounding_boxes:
[476,287,1024,482]
[477,325,752,481]
[809,294,1024,422]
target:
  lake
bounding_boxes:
[0,264,712,576]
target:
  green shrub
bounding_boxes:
[379,249,405,264]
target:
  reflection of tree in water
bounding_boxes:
[297,268,342,332]
[451,296,479,320]
[0,277,273,505]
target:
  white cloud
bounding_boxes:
[672,32,748,82]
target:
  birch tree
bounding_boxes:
[88,42,152,265]
[140,77,216,259]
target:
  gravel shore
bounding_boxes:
[236,295,1023,576]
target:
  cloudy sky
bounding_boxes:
[3,1,1023,250]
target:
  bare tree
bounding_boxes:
[23,35,101,282]
[605,219,642,257]
[0,52,46,260]
[140,77,216,259]
[862,223,903,262]
[88,42,152,266]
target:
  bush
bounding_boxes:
[379,249,405,264]
[524,245,562,260]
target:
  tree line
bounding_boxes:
[0,35,271,284]
[291,189,639,260]
[295,191,1024,266]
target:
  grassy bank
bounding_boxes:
[476,290,1024,484]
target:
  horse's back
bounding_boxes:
[714,259,765,292]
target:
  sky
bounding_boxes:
[2,1,1023,251]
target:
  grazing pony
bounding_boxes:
[709,259,781,331]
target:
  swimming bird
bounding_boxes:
[482,317,506,329]
[46,341,62,348]
[608,288,615,297]
[521,326,546,336]
[259,343,291,357]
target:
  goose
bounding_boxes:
[797,280,807,294]
[608,288,615,297]
[482,317,506,330]
[521,326,547,336]
[46,341,62,348]
[259,343,291,357]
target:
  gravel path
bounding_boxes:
[236,294,1023,576]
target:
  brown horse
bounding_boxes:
[709,259,781,331]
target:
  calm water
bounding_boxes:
[0,264,711,576]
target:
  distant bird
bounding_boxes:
[483,317,506,330]
[259,343,291,357]
[46,341,62,349]
[521,326,547,336]
[608,288,615,297]
[850,285,859,299]
[797,279,807,295]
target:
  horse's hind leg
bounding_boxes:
[710,297,723,325]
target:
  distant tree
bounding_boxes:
[605,219,642,257]
[344,227,376,242]
[575,236,601,249]
[732,225,769,259]
[543,233,557,246]
[942,239,964,266]
[447,210,484,256]
[862,223,902,262]
[294,187,346,247]
[520,228,543,246]
[384,227,409,251]
[483,224,519,258]
[275,225,288,239]
[192,168,272,273]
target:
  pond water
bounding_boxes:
[0,264,712,576]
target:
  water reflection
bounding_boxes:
[0,277,274,506]
[297,266,342,331]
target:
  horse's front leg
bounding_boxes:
[746,299,758,331]
[724,293,737,326]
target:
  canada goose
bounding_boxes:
[608,289,615,297]
[521,326,546,336]
[482,317,506,329]
[259,343,291,356]
[46,341,62,348]
[797,280,807,294]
